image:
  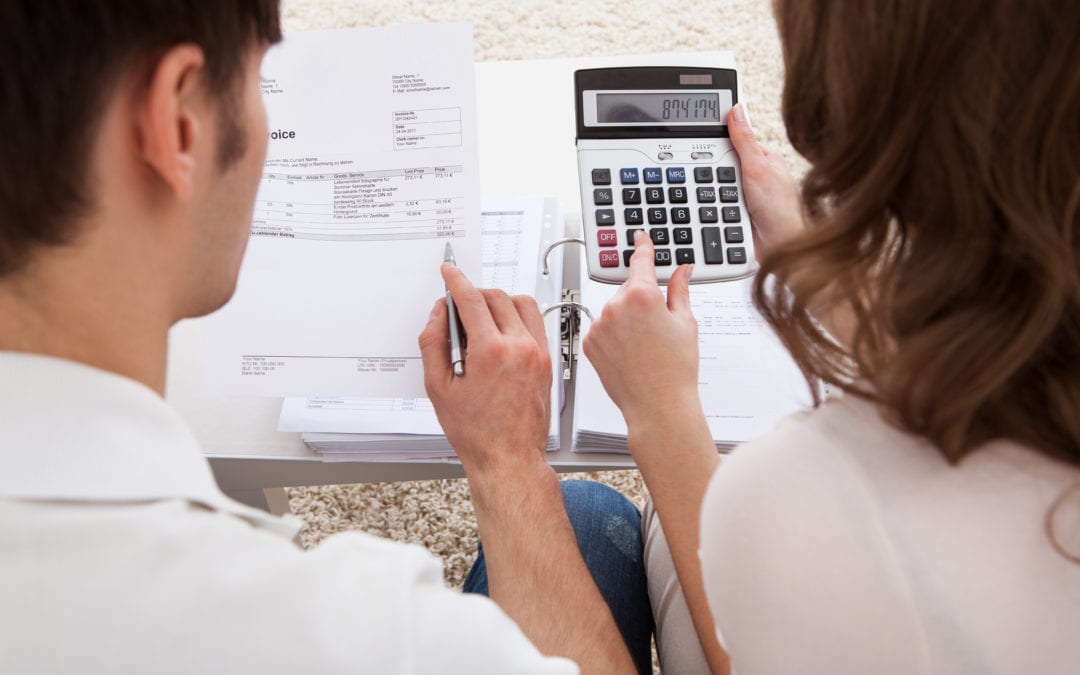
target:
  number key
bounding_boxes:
[650,228,670,245]
[647,208,668,225]
[622,188,642,205]
[671,207,691,224]
[668,186,688,204]
[624,208,644,225]
[645,187,665,204]
[655,249,673,266]
[673,227,693,244]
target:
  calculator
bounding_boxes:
[575,66,757,284]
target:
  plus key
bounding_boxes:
[701,226,724,264]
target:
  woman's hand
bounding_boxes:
[584,233,730,675]
[727,103,806,263]
[582,231,701,426]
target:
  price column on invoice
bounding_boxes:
[252,166,465,241]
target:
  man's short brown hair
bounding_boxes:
[0,1,282,277]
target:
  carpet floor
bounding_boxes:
[282,0,790,589]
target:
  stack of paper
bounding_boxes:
[572,270,814,453]
[279,198,564,461]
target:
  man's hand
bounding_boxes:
[582,231,701,425]
[727,103,806,263]
[418,266,636,674]
[418,264,552,478]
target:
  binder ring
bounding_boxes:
[543,301,594,322]
[541,238,586,276]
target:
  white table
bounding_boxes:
[168,53,733,509]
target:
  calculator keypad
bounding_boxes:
[587,163,750,279]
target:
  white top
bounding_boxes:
[700,395,1080,675]
[0,352,575,675]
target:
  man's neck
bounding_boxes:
[0,254,173,395]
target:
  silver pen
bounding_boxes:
[443,242,466,377]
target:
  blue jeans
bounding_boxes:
[463,480,653,675]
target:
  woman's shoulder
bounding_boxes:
[699,395,1080,675]
[712,395,924,488]
[700,395,919,546]
[722,393,1079,498]
[699,397,936,674]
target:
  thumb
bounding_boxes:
[667,263,693,315]
[727,103,763,163]
[418,298,452,388]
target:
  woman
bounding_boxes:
[583,0,1080,672]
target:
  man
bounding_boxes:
[0,2,647,672]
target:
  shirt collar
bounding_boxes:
[0,351,299,537]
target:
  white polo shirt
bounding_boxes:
[0,352,576,674]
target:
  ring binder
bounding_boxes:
[541,238,586,276]
[544,292,592,381]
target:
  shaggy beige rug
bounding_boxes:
[283,0,791,589]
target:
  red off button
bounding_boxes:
[597,229,618,247]
[599,250,620,268]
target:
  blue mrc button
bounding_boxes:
[666,167,687,183]
[619,168,639,184]
[643,167,663,184]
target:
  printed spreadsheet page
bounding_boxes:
[277,198,556,436]
[201,23,481,398]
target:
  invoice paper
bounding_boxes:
[201,23,481,397]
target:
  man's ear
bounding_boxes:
[136,44,207,200]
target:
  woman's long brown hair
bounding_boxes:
[758,0,1080,463]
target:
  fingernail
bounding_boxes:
[735,102,755,133]
[687,263,695,279]
[428,300,440,321]
[634,230,646,243]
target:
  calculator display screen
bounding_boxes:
[594,91,728,125]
